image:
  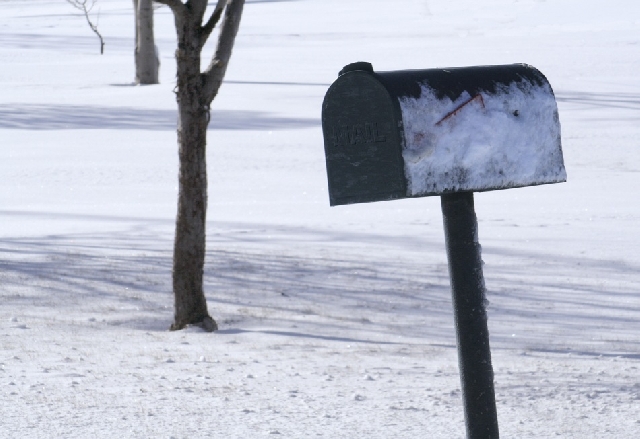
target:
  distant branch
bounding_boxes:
[201,0,227,47]
[66,0,105,54]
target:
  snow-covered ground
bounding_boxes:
[1,0,639,437]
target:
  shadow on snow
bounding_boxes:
[0,104,319,131]
[1,211,639,356]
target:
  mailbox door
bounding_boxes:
[322,71,407,206]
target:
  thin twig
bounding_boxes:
[66,0,105,54]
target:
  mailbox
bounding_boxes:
[322,62,566,206]
[321,62,568,437]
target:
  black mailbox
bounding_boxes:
[322,62,566,206]
[321,63,569,437]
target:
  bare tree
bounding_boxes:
[67,0,105,54]
[133,0,160,84]
[153,0,245,331]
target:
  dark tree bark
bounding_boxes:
[154,0,245,331]
[133,0,160,84]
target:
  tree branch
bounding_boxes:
[200,0,227,48]
[66,0,105,54]
[189,0,210,23]
[153,0,185,14]
[201,0,245,105]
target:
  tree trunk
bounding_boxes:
[133,0,159,84]
[170,10,215,331]
[156,0,245,332]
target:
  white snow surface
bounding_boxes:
[1,0,640,438]
[400,78,566,196]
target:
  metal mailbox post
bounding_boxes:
[321,62,566,439]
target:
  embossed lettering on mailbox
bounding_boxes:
[331,122,388,148]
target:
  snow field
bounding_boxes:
[1,0,640,437]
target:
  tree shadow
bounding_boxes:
[1,213,638,356]
[0,104,319,131]
[225,79,330,87]
[0,213,452,343]
[217,328,402,345]
[555,90,640,112]
[0,32,130,51]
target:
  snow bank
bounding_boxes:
[399,79,567,196]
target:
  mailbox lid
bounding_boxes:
[375,64,550,101]
[376,64,567,196]
[322,69,407,206]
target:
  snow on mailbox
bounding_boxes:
[322,62,566,206]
